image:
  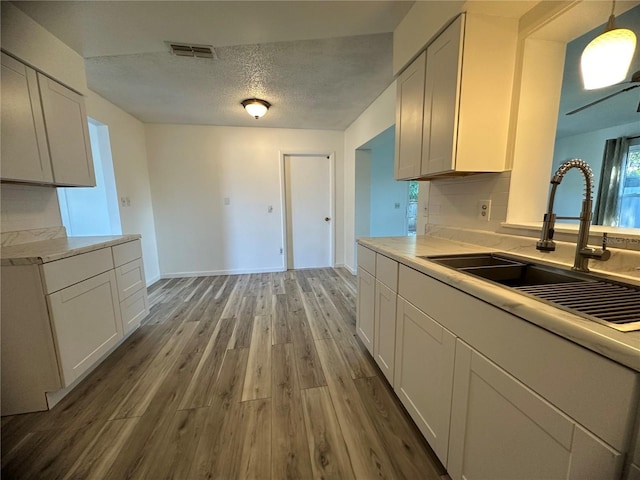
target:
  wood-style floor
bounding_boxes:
[2,268,448,480]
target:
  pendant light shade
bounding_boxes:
[241,98,271,119]
[580,4,637,90]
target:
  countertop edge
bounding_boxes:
[1,235,142,266]
[357,237,640,372]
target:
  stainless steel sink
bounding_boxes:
[423,253,640,332]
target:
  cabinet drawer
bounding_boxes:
[112,239,142,267]
[120,288,149,335]
[357,244,376,274]
[115,258,146,301]
[375,253,398,291]
[41,247,114,294]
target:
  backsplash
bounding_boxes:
[425,171,511,232]
[1,184,62,233]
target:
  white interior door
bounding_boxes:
[284,154,332,269]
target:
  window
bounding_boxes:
[407,181,419,236]
[619,138,640,228]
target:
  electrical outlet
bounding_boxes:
[477,199,491,221]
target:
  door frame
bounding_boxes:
[279,150,336,270]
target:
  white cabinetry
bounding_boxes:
[0,52,95,187]
[394,297,456,465]
[449,340,624,480]
[0,52,52,183]
[394,13,516,179]
[356,245,376,352]
[394,51,426,180]
[38,73,95,186]
[113,240,149,335]
[373,253,399,384]
[48,270,122,385]
[0,239,148,415]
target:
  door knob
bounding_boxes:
[325,217,331,222]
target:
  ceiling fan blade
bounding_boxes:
[566,84,640,115]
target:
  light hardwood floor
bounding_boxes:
[1,268,449,480]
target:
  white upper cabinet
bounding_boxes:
[0,53,95,187]
[395,51,426,180]
[38,73,95,186]
[1,52,53,183]
[395,13,517,180]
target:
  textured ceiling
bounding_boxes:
[14,1,413,130]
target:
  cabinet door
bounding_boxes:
[421,14,464,176]
[448,340,624,480]
[48,270,123,386]
[395,51,426,180]
[38,73,95,187]
[0,53,53,183]
[356,269,375,353]
[373,280,396,385]
[394,297,456,466]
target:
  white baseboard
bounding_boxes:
[146,274,161,287]
[335,263,356,275]
[160,266,286,278]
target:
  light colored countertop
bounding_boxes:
[357,235,640,372]
[1,235,141,266]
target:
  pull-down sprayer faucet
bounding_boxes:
[536,158,610,272]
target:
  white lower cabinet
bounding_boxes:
[394,297,456,466]
[48,270,123,386]
[1,239,148,415]
[448,340,624,480]
[373,280,397,384]
[356,269,375,353]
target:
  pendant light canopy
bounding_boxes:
[581,1,637,90]
[241,98,271,119]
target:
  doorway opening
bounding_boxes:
[57,118,121,236]
[355,125,418,239]
[281,153,335,270]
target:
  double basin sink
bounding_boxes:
[423,253,640,332]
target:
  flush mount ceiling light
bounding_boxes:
[241,98,271,119]
[580,0,637,90]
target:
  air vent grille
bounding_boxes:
[167,42,216,59]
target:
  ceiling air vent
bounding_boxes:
[167,42,216,59]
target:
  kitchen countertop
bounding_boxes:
[358,235,640,372]
[1,235,141,266]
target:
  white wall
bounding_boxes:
[552,122,640,219]
[344,82,396,271]
[145,124,344,277]
[367,127,408,237]
[1,2,87,94]
[85,92,161,285]
[354,149,372,240]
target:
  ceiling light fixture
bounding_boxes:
[241,98,271,119]
[580,0,637,90]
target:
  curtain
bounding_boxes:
[593,136,630,226]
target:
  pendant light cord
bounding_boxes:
[606,0,617,31]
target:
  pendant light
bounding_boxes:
[241,98,271,119]
[580,0,637,90]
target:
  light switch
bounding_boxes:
[268,205,273,213]
[224,197,230,206]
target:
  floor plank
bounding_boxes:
[301,386,356,480]
[355,375,447,479]
[271,343,314,480]
[2,268,445,480]
[242,314,272,401]
[315,338,397,479]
